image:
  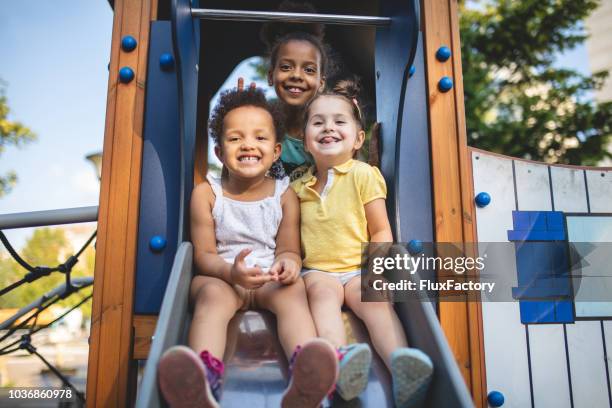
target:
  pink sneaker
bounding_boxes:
[281,339,339,408]
[157,345,220,408]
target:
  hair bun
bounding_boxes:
[333,79,361,100]
[260,1,325,49]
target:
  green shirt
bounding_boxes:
[278,136,313,181]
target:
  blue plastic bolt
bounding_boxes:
[487,391,504,407]
[407,239,423,255]
[436,46,451,62]
[149,235,167,252]
[409,65,416,77]
[438,76,453,92]
[121,35,137,52]
[159,53,175,71]
[475,192,491,208]
[119,67,134,83]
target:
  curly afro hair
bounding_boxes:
[209,88,286,145]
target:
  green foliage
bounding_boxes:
[249,57,268,82]
[0,80,37,197]
[0,227,94,319]
[460,0,612,164]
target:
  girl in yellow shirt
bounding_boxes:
[292,79,434,407]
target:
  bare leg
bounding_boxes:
[303,272,347,348]
[344,277,407,371]
[256,278,317,358]
[188,275,243,358]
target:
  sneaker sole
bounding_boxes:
[158,345,220,408]
[336,345,372,400]
[391,349,434,408]
[282,339,338,408]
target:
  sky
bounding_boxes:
[0,2,275,250]
[0,1,596,249]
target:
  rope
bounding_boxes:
[0,290,92,353]
[0,230,96,296]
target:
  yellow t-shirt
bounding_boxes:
[291,159,387,273]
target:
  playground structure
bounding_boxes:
[2,0,612,407]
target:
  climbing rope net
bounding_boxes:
[0,229,96,404]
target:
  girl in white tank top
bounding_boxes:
[158,88,338,408]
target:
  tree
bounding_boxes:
[460,0,612,165]
[0,80,37,196]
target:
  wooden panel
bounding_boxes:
[586,169,612,213]
[514,161,552,211]
[473,152,533,408]
[566,322,609,407]
[86,0,157,406]
[133,315,158,360]
[423,1,485,402]
[551,166,609,408]
[603,322,612,403]
[550,166,588,212]
[529,325,572,408]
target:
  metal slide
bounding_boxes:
[136,0,474,406]
[136,243,473,407]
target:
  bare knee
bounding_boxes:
[307,282,343,309]
[191,278,237,312]
[260,280,308,314]
[348,294,394,320]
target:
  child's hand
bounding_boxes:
[230,249,275,289]
[270,258,300,285]
[237,77,257,91]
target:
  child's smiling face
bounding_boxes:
[216,105,281,179]
[268,40,325,107]
[304,96,365,167]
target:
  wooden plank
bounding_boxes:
[464,146,486,407]
[566,321,609,407]
[603,322,612,404]
[422,0,481,397]
[86,0,157,406]
[586,169,612,213]
[551,166,609,408]
[451,0,486,398]
[473,151,533,408]
[550,166,588,212]
[514,161,552,211]
[133,315,158,360]
[514,160,571,407]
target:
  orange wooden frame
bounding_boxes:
[86,0,157,406]
[88,1,487,406]
[422,0,487,406]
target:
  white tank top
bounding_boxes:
[206,174,289,272]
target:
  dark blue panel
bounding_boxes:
[375,0,419,237]
[547,212,564,231]
[520,302,556,324]
[134,21,181,314]
[531,212,547,231]
[508,230,566,241]
[396,33,433,245]
[508,220,575,323]
[172,0,200,242]
[555,301,574,322]
[508,210,566,241]
[513,211,531,231]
